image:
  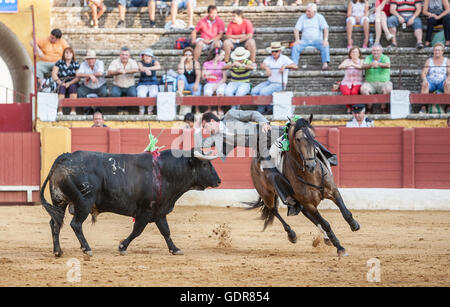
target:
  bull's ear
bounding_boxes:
[309,114,313,124]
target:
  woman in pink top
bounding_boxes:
[202,49,227,115]
[338,47,364,114]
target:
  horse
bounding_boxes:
[248,114,360,257]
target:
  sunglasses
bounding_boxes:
[184,53,193,56]
[271,50,281,53]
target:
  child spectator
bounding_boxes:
[338,47,364,114]
[223,47,255,104]
[346,0,370,48]
[39,72,57,93]
[137,48,161,115]
[52,47,80,116]
[202,48,227,115]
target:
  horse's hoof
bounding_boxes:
[337,248,349,257]
[350,220,360,232]
[324,238,332,246]
[84,250,93,257]
[54,251,63,258]
[287,231,297,244]
[171,249,184,255]
[119,250,127,256]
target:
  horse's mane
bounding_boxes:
[291,118,320,148]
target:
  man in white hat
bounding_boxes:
[76,49,108,114]
[223,47,255,100]
[251,42,298,114]
[291,3,330,70]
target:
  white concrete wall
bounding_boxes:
[176,188,450,210]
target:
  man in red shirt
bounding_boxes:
[191,5,225,61]
[223,9,256,63]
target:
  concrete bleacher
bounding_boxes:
[49,0,446,117]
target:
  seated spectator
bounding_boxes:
[137,48,161,115]
[92,111,108,127]
[252,42,298,115]
[76,49,108,115]
[420,43,450,113]
[292,0,320,6]
[39,72,57,93]
[423,0,450,47]
[346,0,370,49]
[369,0,394,46]
[149,0,195,29]
[30,29,69,89]
[360,44,392,114]
[177,47,202,114]
[107,46,139,115]
[291,3,330,70]
[202,49,227,115]
[184,112,195,128]
[223,9,256,63]
[387,0,424,48]
[232,0,265,6]
[346,104,375,127]
[338,47,363,114]
[224,47,255,103]
[191,5,225,61]
[88,0,106,28]
[116,0,151,28]
[52,47,80,116]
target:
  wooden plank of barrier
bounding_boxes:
[176,96,272,106]
[293,94,390,106]
[59,97,157,107]
[402,128,415,188]
[409,93,450,104]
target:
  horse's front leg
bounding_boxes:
[331,189,360,232]
[272,204,297,244]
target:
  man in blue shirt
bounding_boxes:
[291,3,330,70]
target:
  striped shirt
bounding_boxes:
[228,59,253,82]
[391,0,422,17]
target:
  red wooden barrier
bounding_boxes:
[0,104,33,132]
[0,132,41,203]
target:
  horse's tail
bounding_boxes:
[242,196,279,231]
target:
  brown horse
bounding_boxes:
[249,115,360,257]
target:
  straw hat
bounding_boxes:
[85,49,97,59]
[140,48,154,57]
[266,42,285,53]
[230,47,251,61]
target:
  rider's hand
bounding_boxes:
[262,122,272,133]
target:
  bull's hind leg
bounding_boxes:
[156,216,183,255]
[303,208,348,257]
[70,201,95,257]
[332,189,360,232]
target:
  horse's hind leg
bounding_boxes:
[332,189,360,232]
[303,207,348,257]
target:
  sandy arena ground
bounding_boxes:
[0,205,449,287]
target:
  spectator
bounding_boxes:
[116,0,151,28]
[360,44,392,114]
[223,9,256,63]
[53,47,80,116]
[177,47,202,114]
[137,48,161,115]
[369,0,394,46]
[184,112,195,128]
[148,0,195,29]
[338,47,364,114]
[107,46,139,115]
[31,29,69,89]
[202,48,227,115]
[251,42,298,114]
[92,111,108,127]
[387,0,424,48]
[346,104,375,127]
[292,0,321,6]
[191,5,225,61]
[88,0,106,28]
[346,0,370,49]
[39,72,57,93]
[420,43,450,113]
[224,47,255,102]
[76,49,107,115]
[423,0,450,47]
[291,3,330,70]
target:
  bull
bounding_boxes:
[40,148,221,257]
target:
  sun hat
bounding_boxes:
[85,49,97,59]
[230,47,251,61]
[266,41,286,53]
[140,48,155,57]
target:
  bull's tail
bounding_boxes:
[242,196,279,231]
[40,160,65,229]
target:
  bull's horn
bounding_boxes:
[193,150,219,160]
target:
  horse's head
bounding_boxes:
[288,114,317,173]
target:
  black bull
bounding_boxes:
[40,149,221,257]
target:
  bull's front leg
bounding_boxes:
[156,216,184,255]
[118,215,149,256]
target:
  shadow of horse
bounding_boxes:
[247,115,360,257]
